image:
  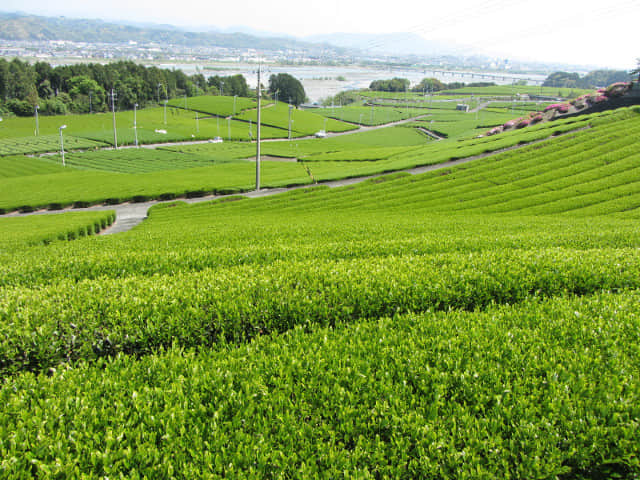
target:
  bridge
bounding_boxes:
[423,70,544,86]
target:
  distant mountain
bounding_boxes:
[305,32,469,57]
[0,12,335,52]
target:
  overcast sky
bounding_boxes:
[2,0,638,69]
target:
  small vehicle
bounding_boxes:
[209,137,223,143]
[314,130,327,138]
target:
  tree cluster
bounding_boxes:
[370,77,498,94]
[0,59,252,117]
[268,73,307,107]
[207,75,249,97]
[369,78,410,92]
[543,70,632,89]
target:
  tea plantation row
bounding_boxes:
[0,291,638,478]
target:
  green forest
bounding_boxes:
[0,58,250,116]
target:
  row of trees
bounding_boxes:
[0,58,251,116]
[542,69,632,89]
[369,77,499,93]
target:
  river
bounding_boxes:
[160,63,547,103]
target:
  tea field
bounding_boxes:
[0,107,616,213]
[1,104,640,477]
[167,95,257,117]
[235,102,357,134]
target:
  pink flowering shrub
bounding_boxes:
[530,114,543,123]
[593,95,608,103]
[557,104,570,113]
[516,119,530,129]
[486,126,503,136]
[605,82,631,98]
[544,103,562,112]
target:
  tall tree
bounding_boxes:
[268,73,306,106]
[411,78,445,93]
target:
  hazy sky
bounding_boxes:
[3,0,638,69]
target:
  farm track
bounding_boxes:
[2,127,588,235]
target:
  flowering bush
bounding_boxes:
[605,82,631,98]
[486,126,503,136]
[530,114,543,124]
[516,119,530,129]
[593,95,608,103]
[557,104,570,113]
[544,103,562,112]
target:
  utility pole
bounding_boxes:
[111,89,118,149]
[34,105,39,136]
[256,65,262,191]
[134,103,139,148]
[58,125,67,166]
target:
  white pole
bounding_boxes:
[256,65,261,190]
[35,105,39,136]
[233,95,237,115]
[134,103,139,147]
[288,104,293,140]
[111,89,118,149]
[59,125,67,166]
[227,117,231,141]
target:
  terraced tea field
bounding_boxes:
[0,108,608,213]
[1,103,640,477]
[235,102,357,134]
[167,95,257,117]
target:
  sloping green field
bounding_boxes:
[1,106,640,478]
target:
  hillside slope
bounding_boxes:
[1,106,640,478]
